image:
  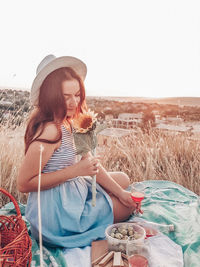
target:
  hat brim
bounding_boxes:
[30,56,87,106]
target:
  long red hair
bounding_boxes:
[25,67,87,153]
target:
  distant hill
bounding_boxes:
[87,96,200,107]
[1,87,200,107]
[0,86,29,92]
[148,97,200,107]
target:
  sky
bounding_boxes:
[0,0,200,98]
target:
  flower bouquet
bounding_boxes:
[72,109,107,206]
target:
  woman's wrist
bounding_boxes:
[63,164,79,181]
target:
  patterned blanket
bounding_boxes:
[0,180,199,266]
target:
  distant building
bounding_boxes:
[103,107,112,114]
[156,123,189,132]
[152,110,160,116]
[118,113,143,120]
[0,100,12,106]
[111,119,138,129]
[107,112,143,129]
[154,114,164,124]
[105,114,114,120]
[98,128,133,146]
[166,116,183,123]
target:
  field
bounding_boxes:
[0,124,28,205]
[1,121,200,207]
[1,89,200,206]
[100,128,200,194]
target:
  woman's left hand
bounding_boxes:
[118,190,137,209]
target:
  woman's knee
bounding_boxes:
[109,171,130,189]
[120,172,130,189]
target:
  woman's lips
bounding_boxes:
[67,109,76,113]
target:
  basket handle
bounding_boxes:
[0,187,22,218]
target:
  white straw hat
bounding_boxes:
[30,54,87,106]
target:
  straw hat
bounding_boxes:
[30,54,87,106]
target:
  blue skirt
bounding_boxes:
[25,177,113,248]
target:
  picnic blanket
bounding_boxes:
[136,180,200,267]
[0,180,200,266]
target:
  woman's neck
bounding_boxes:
[63,118,72,133]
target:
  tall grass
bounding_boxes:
[0,124,200,207]
[100,127,200,196]
[0,124,27,206]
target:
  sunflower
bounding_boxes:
[73,109,98,133]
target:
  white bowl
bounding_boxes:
[105,222,146,254]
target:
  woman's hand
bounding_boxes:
[118,190,143,213]
[75,154,100,177]
[118,189,138,209]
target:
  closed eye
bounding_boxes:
[63,91,80,99]
[75,90,80,96]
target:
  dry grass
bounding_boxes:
[0,123,28,207]
[0,124,200,207]
[100,127,200,196]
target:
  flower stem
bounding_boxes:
[92,174,96,207]
[92,148,96,207]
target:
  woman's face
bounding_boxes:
[62,79,81,117]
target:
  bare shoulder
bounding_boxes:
[37,122,61,141]
[27,122,61,155]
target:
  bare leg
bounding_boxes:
[106,172,134,223]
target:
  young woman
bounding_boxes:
[17,54,136,248]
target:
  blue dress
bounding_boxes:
[25,125,113,248]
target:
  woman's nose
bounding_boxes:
[69,96,78,106]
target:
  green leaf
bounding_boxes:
[73,122,107,156]
[95,122,107,134]
[74,131,97,156]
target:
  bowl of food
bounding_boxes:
[105,222,146,254]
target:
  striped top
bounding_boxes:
[42,125,77,173]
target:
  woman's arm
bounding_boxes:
[96,165,123,196]
[96,164,135,208]
[84,152,124,197]
[83,152,134,208]
[17,124,99,193]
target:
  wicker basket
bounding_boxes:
[0,188,32,266]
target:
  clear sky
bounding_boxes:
[0,0,199,98]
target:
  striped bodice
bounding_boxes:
[42,125,76,173]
